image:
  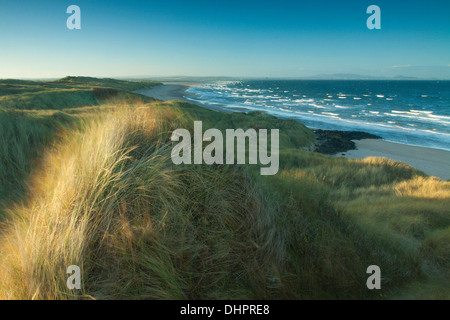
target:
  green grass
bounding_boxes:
[0,77,448,299]
[0,77,160,214]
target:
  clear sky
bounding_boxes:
[0,0,449,79]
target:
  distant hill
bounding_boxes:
[297,73,423,80]
[119,74,442,81]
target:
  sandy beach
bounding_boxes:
[135,83,199,102]
[339,139,450,180]
[136,83,250,113]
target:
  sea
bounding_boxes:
[185,80,450,151]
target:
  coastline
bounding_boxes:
[136,83,450,181]
[135,83,246,113]
[135,82,199,103]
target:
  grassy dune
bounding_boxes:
[0,76,160,110]
[0,78,448,299]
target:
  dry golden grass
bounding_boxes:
[0,103,284,299]
[394,176,450,200]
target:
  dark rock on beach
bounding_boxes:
[313,129,381,155]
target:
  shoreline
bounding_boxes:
[135,83,199,103]
[136,83,450,180]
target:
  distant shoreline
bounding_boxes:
[135,83,198,103]
[135,83,247,113]
[136,83,450,180]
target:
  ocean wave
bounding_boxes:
[334,105,351,109]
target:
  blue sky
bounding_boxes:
[0,0,449,79]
